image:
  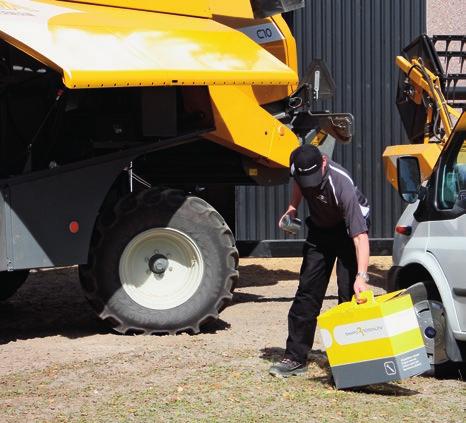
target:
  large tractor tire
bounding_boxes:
[79,188,239,334]
[0,270,29,301]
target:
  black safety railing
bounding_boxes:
[432,35,466,108]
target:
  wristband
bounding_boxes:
[356,271,370,282]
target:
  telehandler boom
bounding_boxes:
[383,35,466,189]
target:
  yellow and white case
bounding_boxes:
[317,290,430,389]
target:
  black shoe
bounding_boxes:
[269,358,307,378]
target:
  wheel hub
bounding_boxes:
[148,254,168,274]
[119,227,204,310]
[414,300,449,365]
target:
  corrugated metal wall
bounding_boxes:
[236,0,426,241]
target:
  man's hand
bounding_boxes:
[277,181,303,228]
[352,232,370,303]
[354,275,370,303]
[278,206,297,227]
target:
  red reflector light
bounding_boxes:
[69,221,80,234]
[395,225,412,236]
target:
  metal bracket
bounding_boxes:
[292,112,354,143]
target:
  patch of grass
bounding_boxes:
[1,350,464,423]
[66,361,464,423]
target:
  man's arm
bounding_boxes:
[353,232,370,301]
[280,180,302,222]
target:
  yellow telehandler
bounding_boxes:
[0,0,352,334]
[383,34,466,189]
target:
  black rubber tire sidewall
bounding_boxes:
[0,270,29,301]
[89,192,235,332]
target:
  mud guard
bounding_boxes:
[0,133,201,270]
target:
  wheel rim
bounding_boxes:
[414,300,449,365]
[119,228,204,310]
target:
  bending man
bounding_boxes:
[270,144,371,377]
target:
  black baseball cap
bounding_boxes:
[290,144,323,188]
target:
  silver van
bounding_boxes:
[388,112,466,376]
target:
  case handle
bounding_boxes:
[351,290,375,305]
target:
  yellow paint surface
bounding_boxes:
[0,0,298,88]
[206,85,299,167]
[65,0,212,17]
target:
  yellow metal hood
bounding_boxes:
[0,0,298,89]
[66,1,212,18]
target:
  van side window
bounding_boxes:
[438,135,466,209]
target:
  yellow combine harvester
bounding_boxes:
[383,35,466,190]
[0,0,352,334]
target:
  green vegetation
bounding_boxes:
[1,350,464,423]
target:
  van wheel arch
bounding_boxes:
[397,264,436,293]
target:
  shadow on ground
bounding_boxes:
[260,346,420,395]
[260,347,329,369]
[0,258,391,343]
[261,347,334,386]
[238,262,388,291]
[367,263,388,290]
[236,265,299,288]
[344,383,419,396]
[0,267,231,344]
[0,267,111,345]
[201,319,231,334]
[232,292,338,305]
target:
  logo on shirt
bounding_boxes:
[316,194,328,204]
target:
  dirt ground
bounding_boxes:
[0,257,464,422]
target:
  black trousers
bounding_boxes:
[284,222,357,364]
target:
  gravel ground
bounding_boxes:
[0,257,464,422]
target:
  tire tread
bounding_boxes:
[79,188,238,335]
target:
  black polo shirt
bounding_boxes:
[298,160,369,237]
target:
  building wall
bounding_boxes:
[427,0,465,35]
[426,0,465,95]
[235,0,427,242]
